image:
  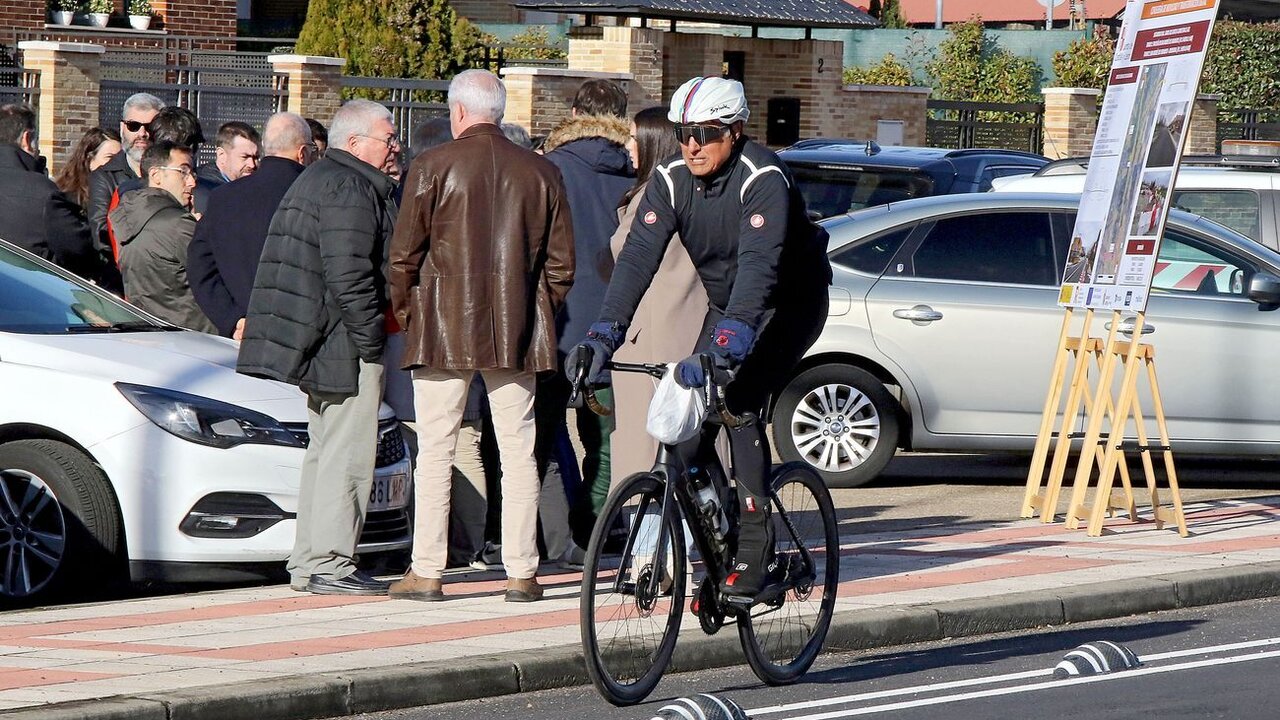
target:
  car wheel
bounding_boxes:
[0,440,123,603]
[774,364,900,488]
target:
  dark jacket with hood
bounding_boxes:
[109,187,218,334]
[0,143,102,282]
[188,156,305,336]
[542,114,634,357]
[237,149,398,397]
[88,151,137,253]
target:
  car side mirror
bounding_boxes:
[1247,272,1280,311]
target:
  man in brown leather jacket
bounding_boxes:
[387,69,575,603]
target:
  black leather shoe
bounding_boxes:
[306,570,390,596]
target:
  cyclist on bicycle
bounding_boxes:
[567,76,831,605]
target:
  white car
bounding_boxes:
[0,240,411,603]
[994,153,1280,251]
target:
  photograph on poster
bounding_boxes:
[1146,101,1189,168]
[1095,62,1168,283]
[1130,169,1172,236]
[1063,220,1103,284]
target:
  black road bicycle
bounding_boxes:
[569,354,840,706]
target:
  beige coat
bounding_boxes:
[609,186,711,483]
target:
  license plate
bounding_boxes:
[369,472,409,512]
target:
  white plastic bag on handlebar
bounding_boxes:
[646,363,706,445]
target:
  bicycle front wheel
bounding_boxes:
[580,472,687,706]
[738,462,840,685]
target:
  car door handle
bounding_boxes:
[1105,320,1156,335]
[892,305,943,323]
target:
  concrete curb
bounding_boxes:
[5,560,1280,720]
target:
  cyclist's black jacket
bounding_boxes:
[598,137,831,336]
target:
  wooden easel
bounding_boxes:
[1022,308,1136,524]
[1063,312,1187,537]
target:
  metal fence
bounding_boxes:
[100,55,285,166]
[1217,108,1280,146]
[341,76,450,149]
[926,100,1045,154]
[0,45,38,111]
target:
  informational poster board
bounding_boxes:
[1058,0,1220,311]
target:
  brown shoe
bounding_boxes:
[389,571,444,602]
[505,576,544,603]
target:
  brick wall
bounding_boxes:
[1042,88,1100,160]
[503,68,633,137]
[21,42,104,175]
[1188,95,1218,155]
[152,0,237,47]
[0,0,45,32]
[269,56,344,125]
[567,26,664,113]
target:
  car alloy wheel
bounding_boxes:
[774,364,901,488]
[0,470,67,598]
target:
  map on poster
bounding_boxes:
[1058,0,1220,311]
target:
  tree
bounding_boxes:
[296,0,485,79]
[1051,25,1115,91]
[880,0,909,29]
[844,53,913,86]
[868,0,882,18]
[925,17,1041,105]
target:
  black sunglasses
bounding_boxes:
[673,123,731,146]
[122,119,153,133]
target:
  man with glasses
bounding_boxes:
[238,100,401,596]
[568,76,832,606]
[109,140,217,333]
[89,92,165,291]
[189,112,316,340]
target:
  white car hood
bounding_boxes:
[0,330,303,409]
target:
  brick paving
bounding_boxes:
[1,497,1278,712]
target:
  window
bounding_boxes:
[1170,190,1261,241]
[1152,229,1253,297]
[790,166,935,220]
[978,165,1038,192]
[908,212,1057,285]
[830,226,913,275]
[0,247,145,333]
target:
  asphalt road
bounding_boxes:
[356,595,1280,720]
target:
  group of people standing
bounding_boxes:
[0,67,830,607]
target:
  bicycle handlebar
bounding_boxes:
[567,348,753,430]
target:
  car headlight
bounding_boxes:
[115,382,305,449]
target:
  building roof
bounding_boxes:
[511,0,879,28]
[893,0,1125,25]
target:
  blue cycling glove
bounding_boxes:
[674,319,756,389]
[565,321,625,387]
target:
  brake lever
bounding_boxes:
[567,348,590,409]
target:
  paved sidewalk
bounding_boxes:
[4,496,1280,720]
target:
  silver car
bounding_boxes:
[772,193,1280,487]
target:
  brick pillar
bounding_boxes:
[500,68,633,137]
[1041,87,1101,160]
[568,26,665,111]
[268,55,347,126]
[1188,94,1219,155]
[19,41,105,176]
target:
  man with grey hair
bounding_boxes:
[389,69,574,603]
[89,92,165,290]
[238,100,401,596]
[190,112,316,339]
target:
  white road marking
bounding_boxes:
[747,636,1280,718]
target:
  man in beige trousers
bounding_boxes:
[387,69,575,602]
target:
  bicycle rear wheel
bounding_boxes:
[738,462,840,685]
[580,472,687,705]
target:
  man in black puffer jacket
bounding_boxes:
[0,104,103,283]
[237,100,400,598]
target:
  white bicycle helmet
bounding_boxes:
[668,77,750,125]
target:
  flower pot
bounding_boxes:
[128,14,151,30]
[87,12,110,27]
[51,10,75,24]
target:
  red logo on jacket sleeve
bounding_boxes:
[643,211,658,225]
[750,213,765,229]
